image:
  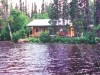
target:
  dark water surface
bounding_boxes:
[0,41,100,75]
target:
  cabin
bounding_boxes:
[27,19,75,37]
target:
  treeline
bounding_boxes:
[14,0,50,19]
[48,0,100,39]
[0,0,51,42]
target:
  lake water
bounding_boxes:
[0,42,100,75]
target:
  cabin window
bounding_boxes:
[36,28,38,32]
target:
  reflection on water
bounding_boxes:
[0,42,100,75]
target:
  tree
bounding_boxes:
[69,0,79,24]
[19,0,22,11]
[0,0,9,40]
[22,2,25,12]
[34,2,37,14]
[90,1,94,25]
[47,0,61,35]
[41,0,45,13]
[15,3,19,10]
[62,0,70,25]
[0,0,8,19]
[48,0,61,25]
[24,0,27,16]
[31,3,34,18]
[9,9,29,32]
[8,9,30,42]
[69,0,88,36]
[94,0,100,25]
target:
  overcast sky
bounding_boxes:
[9,0,53,12]
[9,0,93,12]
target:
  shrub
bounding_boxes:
[39,32,51,43]
[19,28,26,38]
[12,31,20,42]
[1,28,10,41]
[51,36,62,43]
[12,28,27,42]
[95,37,100,43]
[28,37,39,43]
[83,32,96,44]
[51,36,76,43]
[51,36,95,44]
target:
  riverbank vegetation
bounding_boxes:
[27,31,100,44]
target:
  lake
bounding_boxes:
[0,41,100,75]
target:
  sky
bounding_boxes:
[10,0,72,9]
[11,0,52,9]
[9,0,93,13]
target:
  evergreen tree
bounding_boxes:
[53,0,59,20]
[62,0,70,25]
[48,0,60,24]
[34,2,37,14]
[25,0,27,16]
[31,3,34,18]
[19,0,22,11]
[45,2,48,13]
[0,0,12,40]
[0,0,8,19]
[10,3,13,9]
[15,3,19,10]
[41,0,45,13]
[69,0,79,23]
[27,4,30,17]
[48,0,60,35]
[22,2,25,12]
[69,0,83,36]
[94,0,100,25]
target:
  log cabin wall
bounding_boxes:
[32,27,48,37]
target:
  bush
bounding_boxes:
[95,37,100,43]
[51,36,94,44]
[19,28,26,38]
[12,28,26,42]
[1,28,10,41]
[28,37,39,43]
[12,31,20,42]
[83,32,96,44]
[51,36,74,43]
[39,32,51,43]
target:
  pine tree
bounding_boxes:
[25,0,27,15]
[94,0,100,25]
[19,0,22,11]
[45,2,48,13]
[0,0,8,19]
[31,3,34,18]
[41,0,45,13]
[22,2,24,12]
[62,0,70,25]
[69,0,79,22]
[34,2,37,14]
[48,0,60,22]
[27,4,30,17]
[53,0,59,20]
[10,3,13,9]
[15,3,19,10]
